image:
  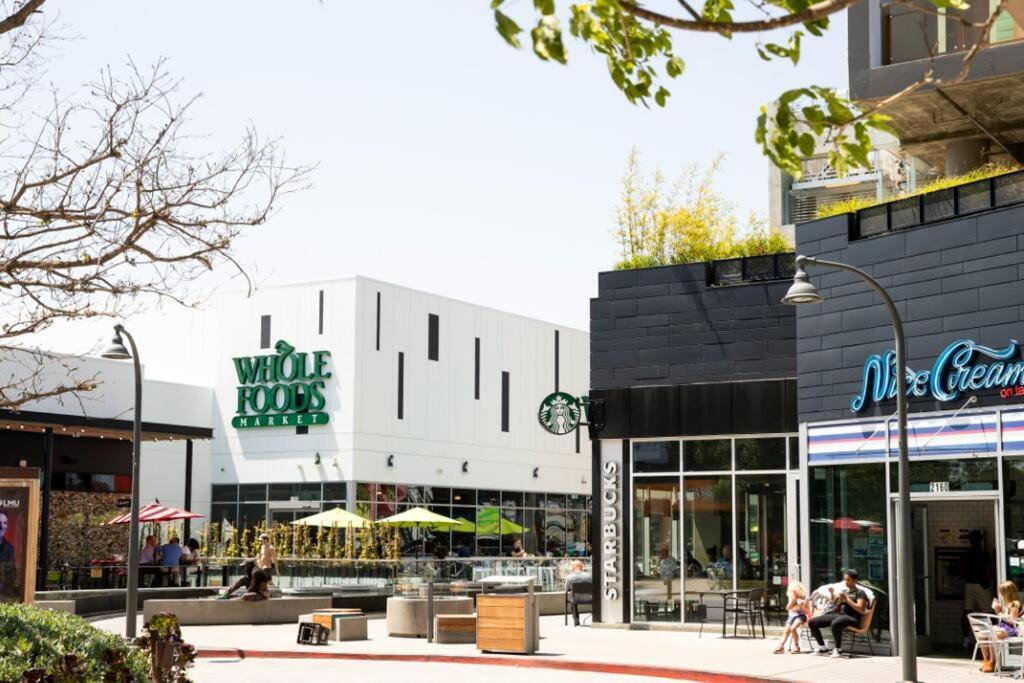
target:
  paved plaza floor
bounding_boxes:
[93,613,984,682]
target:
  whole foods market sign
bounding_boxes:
[231,340,331,429]
[852,339,1024,412]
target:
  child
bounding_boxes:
[979,580,1022,673]
[774,581,810,654]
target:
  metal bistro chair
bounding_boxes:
[564,580,593,626]
[723,588,766,639]
[968,612,1024,677]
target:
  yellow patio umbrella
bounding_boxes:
[291,506,371,529]
[375,506,462,557]
[452,517,476,533]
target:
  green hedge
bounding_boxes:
[0,603,149,681]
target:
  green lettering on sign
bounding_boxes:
[231,339,332,430]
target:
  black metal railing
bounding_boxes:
[706,253,796,287]
[853,169,1024,240]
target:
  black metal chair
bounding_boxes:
[564,579,593,626]
[723,588,766,638]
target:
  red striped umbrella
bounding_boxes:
[105,502,203,525]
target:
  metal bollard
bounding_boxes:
[427,580,434,643]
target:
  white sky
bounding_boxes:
[37,0,848,340]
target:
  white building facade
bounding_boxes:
[3,277,592,566]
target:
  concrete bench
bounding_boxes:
[35,600,75,614]
[435,614,476,644]
[143,596,331,625]
[302,609,369,641]
[386,596,474,638]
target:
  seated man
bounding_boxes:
[808,568,869,657]
[218,560,256,599]
[565,559,592,626]
[156,536,185,587]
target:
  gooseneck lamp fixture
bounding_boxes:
[783,255,917,683]
[100,324,143,639]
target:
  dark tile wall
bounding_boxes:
[590,263,797,389]
[795,205,1024,424]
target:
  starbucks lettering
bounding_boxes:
[231,339,332,429]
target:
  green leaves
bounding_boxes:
[756,31,802,65]
[755,86,895,178]
[532,15,567,63]
[666,55,685,78]
[494,10,523,48]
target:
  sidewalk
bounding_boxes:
[93,613,978,682]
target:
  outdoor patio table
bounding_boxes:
[684,589,745,638]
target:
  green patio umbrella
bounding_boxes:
[476,506,525,536]
[452,517,476,533]
[291,507,371,529]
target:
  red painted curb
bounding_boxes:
[196,647,797,682]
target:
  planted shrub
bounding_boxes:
[0,603,149,681]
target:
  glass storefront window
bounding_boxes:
[268,483,321,501]
[788,437,799,470]
[888,458,998,493]
[735,475,787,590]
[1003,458,1024,584]
[323,482,347,501]
[237,502,266,533]
[634,441,681,473]
[684,440,731,471]
[478,490,501,507]
[736,438,786,471]
[452,488,476,506]
[809,464,889,637]
[633,478,680,622]
[212,484,238,502]
[238,484,267,502]
[429,487,451,504]
[523,492,541,508]
[545,507,566,555]
[451,505,475,556]
[502,491,524,509]
[545,494,566,512]
[523,508,543,555]
[683,475,733,591]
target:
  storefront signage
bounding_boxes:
[537,392,581,435]
[0,473,40,604]
[851,339,1024,412]
[929,481,950,493]
[231,340,332,429]
[601,460,621,601]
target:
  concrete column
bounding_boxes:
[945,138,987,175]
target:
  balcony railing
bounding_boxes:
[853,168,1024,239]
[882,0,1024,65]
[706,253,797,287]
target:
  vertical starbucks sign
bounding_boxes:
[231,340,332,429]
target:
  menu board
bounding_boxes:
[0,474,40,604]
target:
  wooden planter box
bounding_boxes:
[476,592,539,655]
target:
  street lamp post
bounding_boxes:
[782,255,917,683]
[101,325,143,639]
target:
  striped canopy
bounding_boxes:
[105,502,203,525]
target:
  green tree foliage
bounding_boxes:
[613,148,791,270]
[489,0,982,177]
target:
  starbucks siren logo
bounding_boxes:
[538,392,581,435]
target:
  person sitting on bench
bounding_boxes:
[808,568,868,658]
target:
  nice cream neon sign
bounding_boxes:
[851,339,1024,412]
[231,340,332,429]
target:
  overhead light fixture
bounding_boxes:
[532,467,539,479]
[314,452,321,466]
[387,454,394,467]
[461,461,469,473]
